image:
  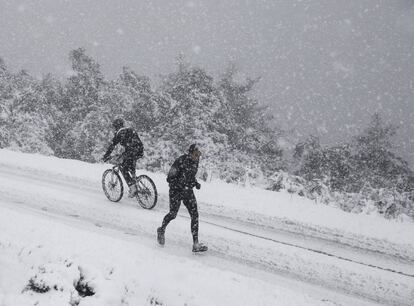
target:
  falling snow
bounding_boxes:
[0,1,414,305]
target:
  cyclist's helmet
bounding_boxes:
[112,118,124,130]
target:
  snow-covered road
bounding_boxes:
[0,154,413,305]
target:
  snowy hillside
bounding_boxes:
[0,149,413,305]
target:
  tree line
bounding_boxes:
[1,48,412,219]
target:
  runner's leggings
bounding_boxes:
[161,188,199,244]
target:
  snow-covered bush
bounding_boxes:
[266,171,307,196]
[265,170,414,221]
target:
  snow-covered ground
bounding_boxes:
[1,204,333,306]
[0,149,413,305]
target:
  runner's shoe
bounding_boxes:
[157,227,165,246]
[192,242,208,253]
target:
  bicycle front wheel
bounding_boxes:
[102,169,124,202]
[135,175,158,209]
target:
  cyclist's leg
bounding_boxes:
[120,151,136,187]
[183,190,199,244]
[128,159,138,185]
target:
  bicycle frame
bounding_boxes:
[108,155,145,188]
[110,165,151,201]
[109,154,138,183]
[103,157,158,209]
[112,165,121,173]
[112,164,137,185]
[107,166,121,186]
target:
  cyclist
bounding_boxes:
[157,144,208,253]
[103,118,144,198]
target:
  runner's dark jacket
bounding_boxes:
[103,127,143,160]
[167,154,199,191]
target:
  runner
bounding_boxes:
[157,144,207,252]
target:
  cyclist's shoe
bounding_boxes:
[192,242,208,253]
[157,227,165,245]
[128,184,138,198]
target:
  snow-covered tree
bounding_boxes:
[64,48,104,119]
[0,65,58,154]
[119,67,169,133]
[352,113,413,191]
[159,63,228,154]
[218,64,284,174]
[56,48,106,159]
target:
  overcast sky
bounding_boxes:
[1,0,413,165]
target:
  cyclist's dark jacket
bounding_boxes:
[103,127,143,160]
[167,154,199,191]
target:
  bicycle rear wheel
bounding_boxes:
[135,175,157,209]
[102,169,124,202]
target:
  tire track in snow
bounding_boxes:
[197,218,414,278]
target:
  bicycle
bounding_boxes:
[101,155,158,209]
